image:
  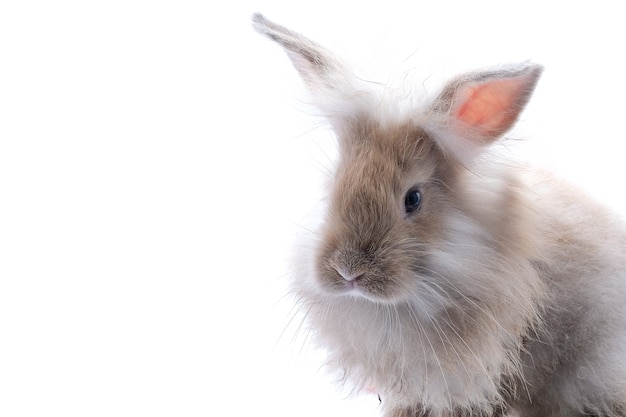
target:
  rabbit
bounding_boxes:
[252,13,626,417]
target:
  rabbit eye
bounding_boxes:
[404,188,422,214]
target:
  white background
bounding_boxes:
[1,1,625,416]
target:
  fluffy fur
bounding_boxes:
[253,13,626,417]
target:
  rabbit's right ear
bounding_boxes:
[252,14,361,123]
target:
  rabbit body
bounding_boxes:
[253,14,626,417]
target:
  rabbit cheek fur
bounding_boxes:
[253,14,626,417]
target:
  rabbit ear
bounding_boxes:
[429,64,543,162]
[252,14,361,122]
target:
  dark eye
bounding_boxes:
[404,188,422,214]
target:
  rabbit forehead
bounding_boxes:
[334,120,440,194]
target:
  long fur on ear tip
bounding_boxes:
[251,12,265,26]
[251,13,271,37]
[251,13,282,38]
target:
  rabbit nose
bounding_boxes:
[336,267,364,282]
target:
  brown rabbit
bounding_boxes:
[253,13,626,417]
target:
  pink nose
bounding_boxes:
[336,268,364,282]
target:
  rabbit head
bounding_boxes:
[254,13,542,310]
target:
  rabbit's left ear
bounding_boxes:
[253,14,362,123]
[428,64,543,161]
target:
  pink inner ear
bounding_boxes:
[454,77,530,140]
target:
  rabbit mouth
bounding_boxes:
[321,265,411,304]
[338,279,389,302]
[336,271,372,296]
